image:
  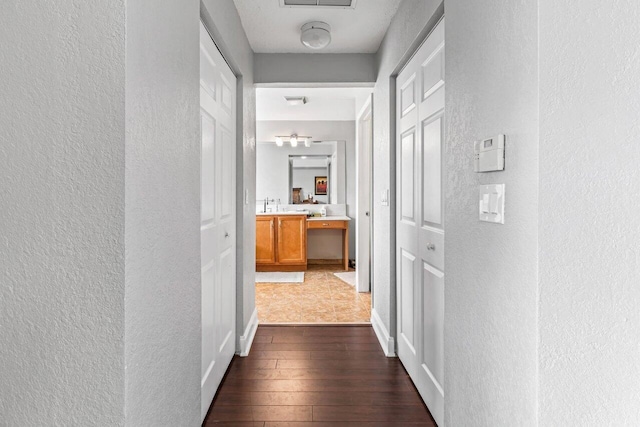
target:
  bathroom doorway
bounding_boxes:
[254,86,373,324]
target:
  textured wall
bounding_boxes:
[201,0,258,343]
[372,0,442,342]
[124,0,201,425]
[444,0,539,424]
[254,53,376,85]
[539,1,640,424]
[0,1,126,425]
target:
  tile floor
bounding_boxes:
[256,265,371,323]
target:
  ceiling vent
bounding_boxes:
[284,96,307,106]
[280,0,356,9]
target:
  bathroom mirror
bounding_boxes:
[256,140,346,206]
[289,155,332,204]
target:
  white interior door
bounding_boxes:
[396,19,445,426]
[356,96,373,293]
[200,21,237,422]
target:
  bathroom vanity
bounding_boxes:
[256,213,350,272]
[256,214,307,272]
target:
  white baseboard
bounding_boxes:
[239,308,259,357]
[371,308,395,357]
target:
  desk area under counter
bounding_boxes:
[255,213,351,272]
[306,216,351,271]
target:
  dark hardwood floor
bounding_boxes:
[203,325,436,426]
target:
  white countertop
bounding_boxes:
[255,212,351,221]
[307,216,351,221]
[256,211,308,216]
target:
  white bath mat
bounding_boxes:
[333,271,356,287]
[255,272,305,283]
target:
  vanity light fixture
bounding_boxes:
[273,134,312,148]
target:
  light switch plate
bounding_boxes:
[381,189,389,206]
[479,184,505,224]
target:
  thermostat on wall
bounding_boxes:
[474,135,505,172]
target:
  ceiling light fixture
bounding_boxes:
[290,135,298,147]
[300,21,331,50]
[275,137,284,147]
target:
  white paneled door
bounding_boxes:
[396,19,445,426]
[200,22,237,422]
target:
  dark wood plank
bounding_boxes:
[250,342,348,351]
[219,378,414,393]
[232,359,278,369]
[203,326,435,426]
[249,351,311,360]
[271,335,379,344]
[276,359,399,370]
[215,391,424,406]
[253,335,274,343]
[264,423,434,427]
[224,368,407,380]
[204,422,264,427]
[252,406,312,422]
[309,350,385,360]
[312,405,435,423]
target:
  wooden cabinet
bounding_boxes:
[256,216,276,264]
[256,215,307,271]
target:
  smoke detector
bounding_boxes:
[300,21,331,50]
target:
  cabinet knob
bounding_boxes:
[322,223,329,226]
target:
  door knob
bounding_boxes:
[365,211,370,217]
[225,232,230,238]
[426,243,435,251]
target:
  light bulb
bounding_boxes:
[290,135,298,147]
[304,137,311,148]
[275,137,283,147]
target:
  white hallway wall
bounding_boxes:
[445,0,539,424]
[1,0,255,424]
[0,1,126,424]
[538,1,640,424]
[124,0,201,425]
[257,120,357,260]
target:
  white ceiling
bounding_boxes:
[257,87,372,121]
[233,0,403,53]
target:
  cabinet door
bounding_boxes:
[256,216,276,264]
[276,216,307,265]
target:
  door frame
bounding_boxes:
[356,95,374,294]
